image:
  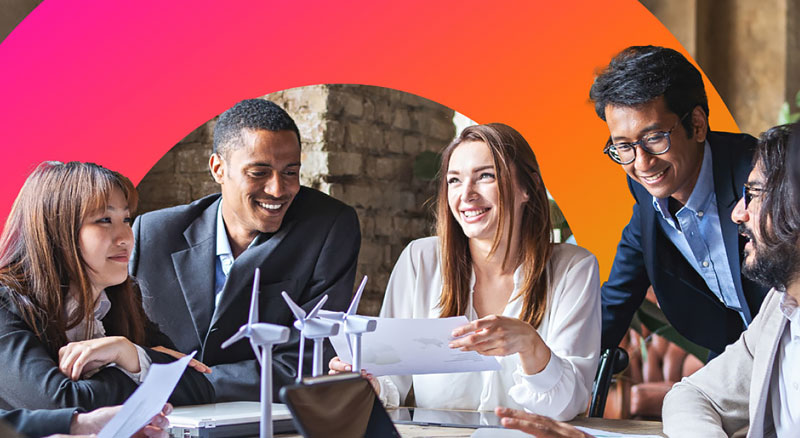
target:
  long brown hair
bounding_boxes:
[0,161,148,356]
[436,124,553,328]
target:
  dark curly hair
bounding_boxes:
[213,99,301,159]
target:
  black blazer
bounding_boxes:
[130,187,360,401]
[0,407,76,437]
[0,289,215,411]
[601,131,770,356]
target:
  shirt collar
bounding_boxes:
[653,141,713,219]
[64,290,111,342]
[216,200,234,258]
[469,265,524,299]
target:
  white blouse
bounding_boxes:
[377,237,600,421]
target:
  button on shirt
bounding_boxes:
[770,292,800,436]
[653,142,749,325]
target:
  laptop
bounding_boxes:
[167,401,295,438]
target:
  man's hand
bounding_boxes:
[495,407,593,438]
[152,346,211,374]
[62,403,173,437]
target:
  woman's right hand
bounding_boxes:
[328,356,381,396]
[58,336,140,380]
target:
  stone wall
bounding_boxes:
[136,85,455,315]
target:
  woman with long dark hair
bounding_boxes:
[332,123,600,420]
[0,161,214,410]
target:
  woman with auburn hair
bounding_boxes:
[331,123,600,420]
[0,161,214,411]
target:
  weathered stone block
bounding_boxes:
[384,130,404,153]
[391,110,411,131]
[328,152,364,176]
[176,143,212,173]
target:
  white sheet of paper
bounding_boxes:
[472,426,661,438]
[98,351,195,438]
[330,316,500,376]
[575,426,662,438]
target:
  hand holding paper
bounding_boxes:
[330,316,500,376]
[97,352,196,438]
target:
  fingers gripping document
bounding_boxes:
[98,351,196,438]
[330,316,501,376]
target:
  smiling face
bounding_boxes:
[732,162,799,290]
[78,187,133,296]
[605,96,705,204]
[733,163,766,269]
[446,140,527,243]
[211,128,301,242]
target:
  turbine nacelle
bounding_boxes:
[292,317,340,338]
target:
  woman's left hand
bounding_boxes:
[449,314,551,374]
[58,336,140,380]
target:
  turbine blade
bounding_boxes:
[347,275,368,316]
[249,268,261,325]
[250,339,263,367]
[221,330,246,349]
[306,294,329,319]
[282,291,306,320]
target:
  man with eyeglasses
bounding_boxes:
[591,46,770,358]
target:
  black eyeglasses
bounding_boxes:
[742,183,765,209]
[603,112,690,165]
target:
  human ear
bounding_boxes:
[690,106,708,143]
[209,154,225,184]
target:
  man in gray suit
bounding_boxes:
[662,123,800,436]
[130,99,360,401]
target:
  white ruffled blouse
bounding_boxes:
[377,237,601,421]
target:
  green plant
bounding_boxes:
[778,90,800,124]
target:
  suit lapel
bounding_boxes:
[171,199,219,342]
[749,300,786,434]
[711,140,753,321]
[210,216,298,328]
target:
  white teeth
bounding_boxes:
[463,208,489,218]
[642,169,666,182]
[257,202,282,210]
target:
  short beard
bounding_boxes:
[742,240,800,292]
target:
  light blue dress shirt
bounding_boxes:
[215,200,235,308]
[652,142,749,325]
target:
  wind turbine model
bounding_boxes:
[318,275,377,373]
[222,268,289,438]
[281,292,340,380]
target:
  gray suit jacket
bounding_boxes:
[130,187,360,401]
[662,288,787,437]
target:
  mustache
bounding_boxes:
[738,223,755,241]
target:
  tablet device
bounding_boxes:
[390,407,503,428]
[279,373,400,438]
